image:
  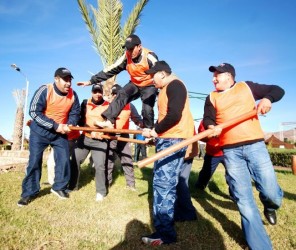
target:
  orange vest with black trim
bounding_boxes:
[115,103,131,129]
[210,81,264,146]
[44,84,74,124]
[83,98,109,138]
[126,48,154,87]
[157,80,194,139]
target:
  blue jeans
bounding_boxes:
[174,158,197,221]
[223,141,283,250]
[153,138,193,243]
[21,130,70,198]
[196,154,225,189]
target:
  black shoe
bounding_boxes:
[264,209,277,225]
[51,188,69,199]
[17,196,35,207]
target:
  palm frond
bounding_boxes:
[77,0,100,56]
[122,0,149,40]
[94,0,123,67]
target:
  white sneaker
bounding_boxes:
[95,120,114,129]
[96,193,104,202]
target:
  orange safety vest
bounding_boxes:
[210,81,264,146]
[115,103,131,129]
[157,80,194,139]
[126,48,154,87]
[44,84,74,124]
[83,98,109,138]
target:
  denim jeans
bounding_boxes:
[196,154,225,189]
[153,138,193,243]
[174,158,197,221]
[21,130,70,198]
[223,141,283,250]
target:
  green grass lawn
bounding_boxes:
[0,159,295,250]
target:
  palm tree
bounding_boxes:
[77,0,149,95]
[12,89,25,150]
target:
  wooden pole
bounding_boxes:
[68,126,142,135]
[292,155,296,175]
[137,110,257,168]
[100,134,148,145]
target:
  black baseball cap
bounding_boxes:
[111,84,122,95]
[145,61,172,74]
[92,83,103,93]
[54,67,73,79]
[122,34,141,50]
[209,63,236,77]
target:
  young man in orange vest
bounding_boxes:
[77,34,158,130]
[105,84,143,190]
[141,61,197,245]
[69,84,109,201]
[17,68,80,206]
[204,62,284,250]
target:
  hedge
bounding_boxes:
[268,148,296,168]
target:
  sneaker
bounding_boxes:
[95,119,114,129]
[142,233,164,246]
[51,188,69,199]
[96,193,104,202]
[17,196,35,207]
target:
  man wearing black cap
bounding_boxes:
[141,61,197,245]
[77,34,158,130]
[203,62,285,249]
[17,67,80,206]
[70,83,110,201]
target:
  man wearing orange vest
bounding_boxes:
[17,67,80,207]
[141,61,197,246]
[106,84,143,190]
[69,84,109,201]
[77,34,158,130]
[204,62,284,250]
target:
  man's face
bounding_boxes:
[153,71,164,89]
[92,89,103,102]
[126,44,142,59]
[55,76,72,94]
[212,71,233,91]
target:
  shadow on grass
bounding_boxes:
[283,190,296,201]
[189,172,246,248]
[112,167,229,249]
[78,163,96,189]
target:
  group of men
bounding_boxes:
[17,34,285,249]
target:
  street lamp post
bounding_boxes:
[11,64,30,151]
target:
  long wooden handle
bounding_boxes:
[100,134,148,145]
[137,110,257,168]
[68,126,142,135]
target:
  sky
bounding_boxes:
[1,0,295,140]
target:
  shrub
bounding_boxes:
[268,148,296,168]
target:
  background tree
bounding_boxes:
[77,0,149,95]
[12,89,25,150]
